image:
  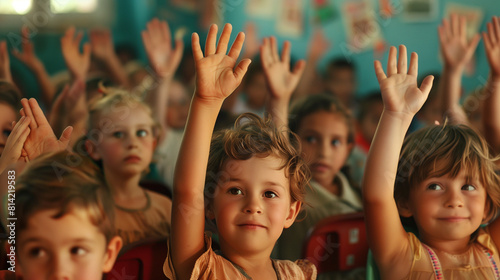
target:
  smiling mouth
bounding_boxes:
[238,224,266,229]
[438,217,469,222]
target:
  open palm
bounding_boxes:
[484,17,500,77]
[375,45,434,116]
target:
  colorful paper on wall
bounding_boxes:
[312,0,337,24]
[246,0,276,19]
[401,0,438,22]
[445,3,483,76]
[275,0,304,38]
[379,0,393,18]
[342,0,383,53]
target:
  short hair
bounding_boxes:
[356,90,383,121]
[205,113,310,207]
[326,57,356,76]
[395,124,500,224]
[288,94,354,144]
[15,151,116,242]
[0,80,22,116]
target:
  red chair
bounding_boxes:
[302,212,368,274]
[105,238,169,280]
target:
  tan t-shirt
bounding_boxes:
[164,234,317,280]
[114,190,172,246]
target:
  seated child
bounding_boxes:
[85,89,172,246]
[1,150,122,279]
[165,23,317,279]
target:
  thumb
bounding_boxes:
[59,126,74,148]
[233,59,252,84]
[419,75,435,96]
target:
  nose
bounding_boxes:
[244,195,263,214]
[49,255,70,280]
[444,189,464,208]
[317,139,332,159]
[126,135,139,149]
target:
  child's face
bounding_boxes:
[166,81,190,130]
[297,111,353,190]
[325,68,356,106]
[90,106,156,177]
[17,209,120,280]
[209,156,300,256]
[401,169,487,245]
[0,103,17,156]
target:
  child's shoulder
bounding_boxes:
[273,258,317,280]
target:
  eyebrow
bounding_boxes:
[226,178,286,191]
[21,237,94,245]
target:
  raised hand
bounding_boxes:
[192,24,251,102]
[308,28,330,61]
[483,16,500,78]
[0,41,13,83]
[61,26,91,81]
[260,36,306,100]
[20,98,73,160]
[142,18,184,79]
[374,45,434,116]
[12,27,43,71]
[89,28,115,62]
[438,14,480,71]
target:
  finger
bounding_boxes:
[74,31,84,46]
[216,23,232,55]
[171,39,185,71]
[281,41,291,67]
[82,42,91,59]
[387,46,397,76]
[487,22,497,45]
[59,126,74,148]
[494,17,500,42]
[419,75,434,96]
[408,52,418,76]
[205,24,218,56]
[451,14,459,37]
[374,60,387,83]
[227,32,246,61]
[260,38,271,68]
[191,33,203,62]
[466,34,481,57]
[141,30,152,55]
[233,59,252,83]
[28,98,49,127]
[397,45,407,74]
[21,98,37,129]
[270,36,279,62]
[20,108,25,117]
[441,18,451,41]
[458,16,467,42]
[10,116,30,139]
[483,32,492,53]
[292,59,306,77]
[438,26,446,46]
[160,19,172,47]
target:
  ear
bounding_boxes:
[284,201,302,229]
[397,200,413,218]
[85,139,101,161]
[102,236,123,273]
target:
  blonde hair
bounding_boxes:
[16,151,115,242]
[395,124,500,224]
[205,113,310,208]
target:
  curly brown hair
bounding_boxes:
[205,113,310,209]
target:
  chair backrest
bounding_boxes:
[302,212,368,274]
[105,238,169,280]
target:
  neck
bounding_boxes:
[104,169,143,199]
[219,242,276,279]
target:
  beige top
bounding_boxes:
[164,234,317,280]
[114,190,172,246]
[402,228,499,280]
[275,173,362,260]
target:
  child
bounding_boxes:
[0,82,22,159]
[165,23,317,279]
[364,44,500,279]
[324,58,357,110]
[2,150,122,279]
[85,90,172,246]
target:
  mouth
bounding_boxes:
[238,223,266,230]
[438,217,469,222]
[310,163,331,172]
[124,155,141,163]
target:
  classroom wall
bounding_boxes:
[1,0,498,101]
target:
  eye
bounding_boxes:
[462,184,476,191]
[304,136,316,144]
[2,129,11,138]
[331,139,341,147]
[264,191,277,198]
[112,131,124,138]
[228,188,243,195]
[70,246,87,256]
[428,184,443,191]
[28,247,46,258]
[137,129,148,137]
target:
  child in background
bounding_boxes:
[85,90,172,246]
[364,45,500,279]
[165,24,316,279]
[1,150,122,280]
[0,82,21,159]
[324,58,357,110]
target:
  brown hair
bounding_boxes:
[0,80,22,117]
[288,94,354,144]
[395,124,500,224]
[15,151,116,242]
[205,113,310,208]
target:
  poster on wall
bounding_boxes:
[246,0,276,19]
[401,0,438,22]
[444,3,483,76]
[312,0,337,24]
[275,0,304,38]
[342,0,383,53]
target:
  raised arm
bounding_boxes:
[171,24,250,280]
[89,28,130,88]
[363,45,434,275]
[260,36,306,128]
[0,41,14,84]
[438,14,480,125]
[12,27,55,107]
[482,17,500,155]
[61,26,91,82]
[141,18,184,142]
